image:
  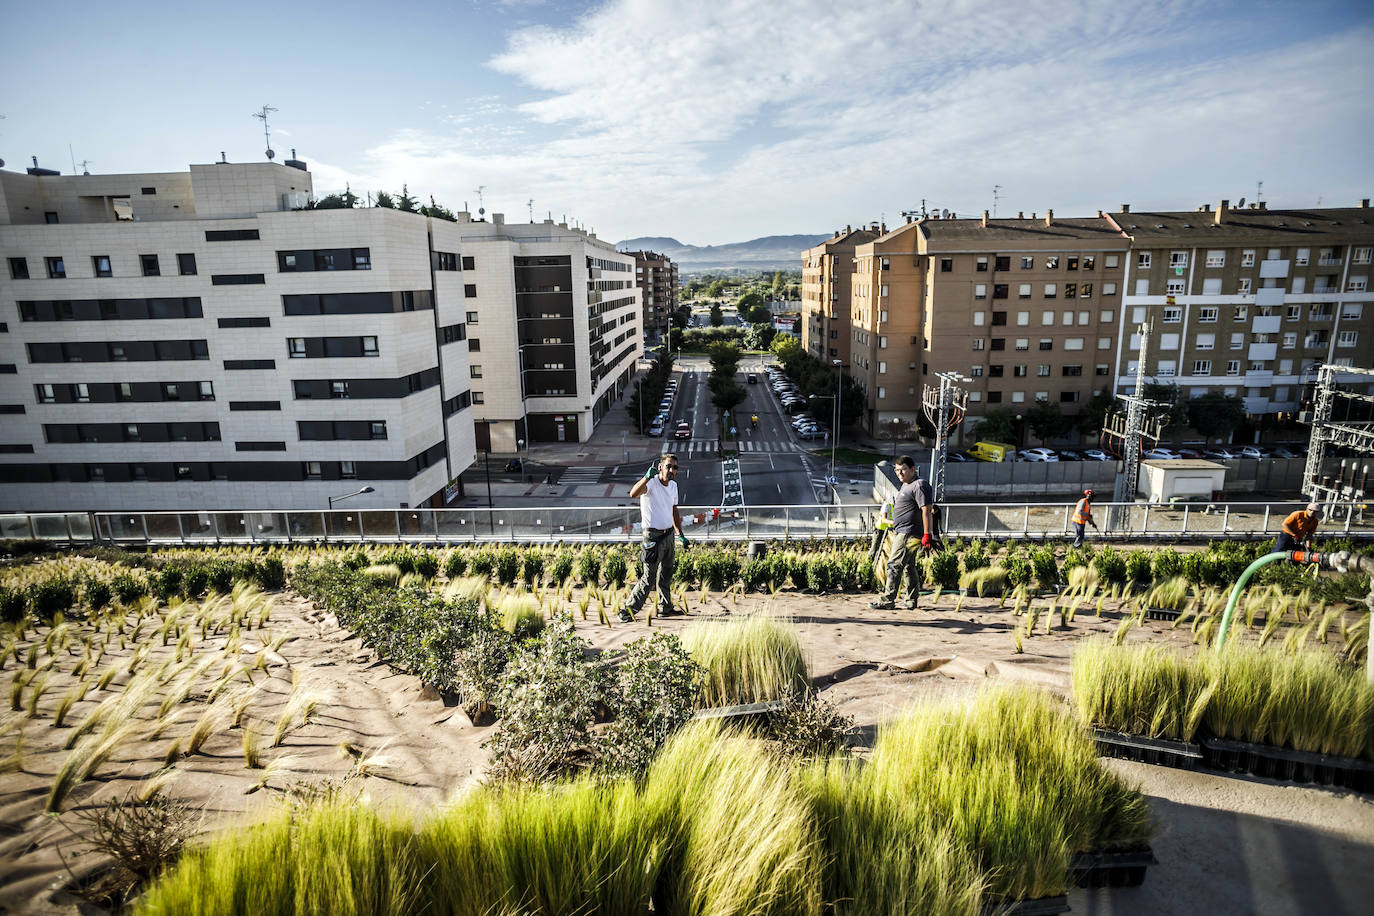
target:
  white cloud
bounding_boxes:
[322,0,1374,242]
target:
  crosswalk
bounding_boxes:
[663,439,805,456]
[558,467,604,485]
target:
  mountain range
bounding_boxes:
[616,234,830,271]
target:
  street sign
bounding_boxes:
[828,476,838,485]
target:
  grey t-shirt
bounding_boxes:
[892,477,934,535]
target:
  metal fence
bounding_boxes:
[2,501,1371,547]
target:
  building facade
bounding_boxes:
[1107,201,1374,419]
[801,226,878,365]
[623,250,678,344]
[457,214,640,453]
[0,161,480,511]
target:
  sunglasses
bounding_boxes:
[664,465,679,470]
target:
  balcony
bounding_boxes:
[1244,370,1273,388]
[1259,259,1290,279]
[1251,315,1281,334]
[1243,396,1271,414]
[1318,256,1343,266]
[1254,287,1286,307]
[1248,343,1277,361]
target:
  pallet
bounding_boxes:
[1091,727,1203,769]
[1071,847,1156,888]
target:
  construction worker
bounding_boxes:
[1275,502,1322,554]
[1071,489,1099,548]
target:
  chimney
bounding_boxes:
[1203,203,1211,211]
[1215,199,1229,225]
[846,224,851,234]
[980,210,990,228]
[1043,209,1053,227]
[1258,201,1267,210]
[1362,199,1370,208]
[1017,211,1024,219]
[493,212,505,226]
[1121,204,1130,213]
[1031,212,1037,220]
[1097,210,1104,218]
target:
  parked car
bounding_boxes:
[1177,448,1204,459]
[1238,446,1266,459]
[1203,447,1241,460]
[1081,449,1111,461]
[648,421,665,437]
[1144,448,1182,460]
[747,373,757,384]
[1270,446,1300,459]
[1020,448,1060,462]
[674,421,692,440]
[945,451,971,462]
[1057,449,1083,461]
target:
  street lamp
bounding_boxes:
[327,485,373,510]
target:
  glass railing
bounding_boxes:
[3,502,1370,547]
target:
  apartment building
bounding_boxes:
[623,249,678,343]
[0,160,478,511]
[1107,201,1374,417]
[800,225,878,364]
[459,214,640,452]
[848,212,1129,435]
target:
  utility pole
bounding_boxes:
[922,371,971,501]
[992,184,1002,218]
[252,104,278,159]
[1107,322,1165,516]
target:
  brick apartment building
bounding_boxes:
[800,225,878,365]
[622,250,678,344]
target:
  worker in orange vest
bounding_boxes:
[1071,489,1099,548]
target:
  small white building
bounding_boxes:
[1138,459,1227,503]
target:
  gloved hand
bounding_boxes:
[921,533,932,548]
[678,533,689,549]
[645,463,658,480]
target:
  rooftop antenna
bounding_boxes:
[78,159,92,176]
[1237,197,1246,209]
[528,199,534,222]
[473,185,486,217]
[1256,179,1263,204]
[0,113,5,168]
[992,184,1002,218]
[252,104,278,160]
[69,144,77,174]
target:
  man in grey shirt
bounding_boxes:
[870,455,935,610]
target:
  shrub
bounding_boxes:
[343,549,371,571]
[469,549,497,580]
[29,577,77,621]
[206,561,236,594]
[442,551,468,579]
[1152,549,1183,581]
[1181,551,1210,587]
[575,548,602,587]
[378,548,417,575]
[547,549,574,585]
[805,554,843,593]
[682,615,809,707]
[603,631,704,777]
[413,551,439,579]
[740,559,769,591]
[1030,546,1059,590]
[82,578,113,611]
[1092,547,1127,585]
[1004,555,1032,589]
[521,550,545,587]
[181,565,209,598]
[499,594,545,640]
[110,573,146,604]
[152,567,183,602]
[836,552,863,592]
[494,548,521,586]
[961,541,990,574]
[0,586,27,624]
[602,550,628,587]
[1125,550,1152,583]
[672,548,697,586]
[766,687,855,760]
[255,557,286,590]
[77,791,197,904]
[928,550,960,590]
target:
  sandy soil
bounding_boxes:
[2,584,1371,915]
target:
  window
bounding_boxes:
[877,387,886,399]
[353,249,371,270]
[993,284,1008,299]
[361,336,378,357]
[1233,305,1248,320]
[1096,364,1109,376]
[1281,332,1297,349]
[466,311,479,324]
[1039,339,1053,351]
[988,391,1003,403]
[471,364,483,377]
[990,338,1005,351]
[1286,304,1301,320]
[472,391,485,404]
[1041,311,1054,326]
[1295,248,1310,266]
[469,338,481,352]
[974,284,987,299]
[1014,365,1027,377]
[36,384,55,403]
[879,336,888,348]
[878,361,886,373]
[1018,283,1031,299]
[1137,253,1152,268]
[1193,360,1212,375]
[331,381,349,398]
[86,255,112,278]
[940,258,953,272]
[140,254,160,277]
[1060,391,1080,403]
[288,338,307,358]
[1348,276,1368,292]
[1198,307,1218,323]
[976,257,988,272]
[973,311,986,326]
[1101,309,1115,323]
[1230,333,1244,350]
[1037,364,1051,376]
[199,381,214,400]
[1062,311,1074,326]
[1062,365,1083,376]
[45,211,59,224]
[992,312,1008,326]
[1166,279,1186,295]
[1202,278,1222,295]
[1169,251,1188,268]
[1206,250,1225,267]
[1226,360,1241,376]
[7,258,27,280]
[1098,337,1111,350]
[989,364,1004,377]
[1103,282,1117,296]
[971,366,983,377]
[1045,256,1059,269]
[1064,338,1084,351]
[1015,339,1029,351]
[1241,249,1255,267]
[972,339,985,351]
[305,462,323,479]
[177,253,197,275]
[1067,256,1079,271]
[1195,333,1215,350]
[995,256,1010,271]
[1291,277,1306,294]
[435,252,458,271]
[1017,310,1030,325]
[1160,333,1180,350]
[1338,330,1359,348]
[1044,284,1057,299]
[1157,361,1176,377]
[1163,306,1182,323]
[1021,257,1034,269]
[464,284,477,297]
[1064,283,1077,298]
[1342,303,1363,320]
[1080,283,1093,299]
[45,257,66,279]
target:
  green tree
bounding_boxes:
[746,303,772,323]
[343,184,359,208]
[973,407,1016,443]
[1143,381,1190,430]
[1076,390,1116,436]
[709,304,724,327]
[710,379,747,414]
[706,280,725,299]
[671,306,691,330]
[1187,392,1247,441]
[422,195,455,221]
[374,190,395,209]
[771,271,784,296]
[396,185,419,213]
[311,193,349,210]
[708,342,742,374]
[736,290,765,314]
[1026,399,1071,445]
[744,322,775,351]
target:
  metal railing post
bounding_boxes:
[1221,505,1230,535]
[983,505,990,537]
[1182,505,1190,536]
[140,514,150,546]
[1262,505,1270,534]
[1022,505,1029,537]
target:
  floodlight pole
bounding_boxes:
[327,485,373,510]
[926,371,970,502]
[1112,321,1152,510]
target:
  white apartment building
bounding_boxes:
[1108,200,1374,417]
[456,214,640,452]
[0,160,476,512]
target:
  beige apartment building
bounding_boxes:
[800,225,878,365]
[623,249,679,343]
[1106,201,1374,422]
[848,212,1130,438]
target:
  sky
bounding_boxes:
[2,0,1372,246]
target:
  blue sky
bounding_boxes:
[2,0,1371,245]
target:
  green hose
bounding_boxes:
[1215,552,1288,651]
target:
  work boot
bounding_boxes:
[868,598,896,610]
[617,608,635,623]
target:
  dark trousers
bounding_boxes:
[1072,523,1086,548]
[882,534,922,602]
[625,527,676,613]
[1274,532,1299,553]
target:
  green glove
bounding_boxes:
[678,533,689,549]
[645,463,658,480]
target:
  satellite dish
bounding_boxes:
[478,207,485,216]
[942,209,950,219]
[1237,197,1246,208]
[265,148,275,160]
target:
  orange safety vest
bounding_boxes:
[1072,498,1093,525]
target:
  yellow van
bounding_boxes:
[968,441,1016,463]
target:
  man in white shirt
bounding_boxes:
[619,454,687,621]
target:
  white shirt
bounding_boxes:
[640,476,678,530]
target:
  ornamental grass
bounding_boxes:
[680,614,810,706]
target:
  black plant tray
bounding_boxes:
[1200,736,1374,792]
[1143,606,1182,621]
[1071,847,1156,888]
[987,895,1070,916]
[692,699,785,727]
[1091,728,1203,769]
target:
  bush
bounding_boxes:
[378,549,417,575]
[0,586,27,624]
[1092,547,1127,585]
[547,550,574,585]
[1125,550,1152,584]
[929,550,960,590]
[602,550,628,587]
[766,687,855,760]
[111,573,146,604]
[1031,546,1059,590]
[255,556,286,590]
[521,550,545,587]
[961,541,990,575]
[740,559,769,592]
[82,578,112,611]
[603,631,704,777]
[1004,555,1032,589]
[442,551,468,579]
[153,567,183,601]
[413,551,439,579]
[806,554,842,593]
[575,548,602,587]
[494,548,521,586]
[343,549,371,571]
[206,561,236,594]
[672,549,697,586]
[469,549,497,580]
[1152,549,1183,581]
[1181,551,1210,587]
[182,565,209,598]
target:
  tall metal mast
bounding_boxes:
[923,371,970,500]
